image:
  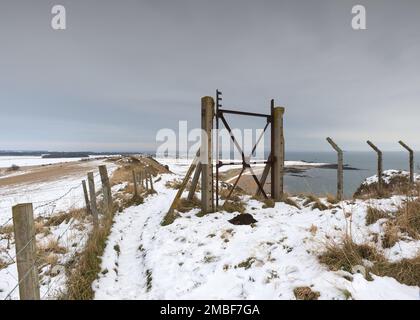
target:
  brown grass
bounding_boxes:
[319,237,379,274]
[176,197,201,213]
[62,214,114,300]
[319,236,420,286]
[0,257,11,270]
[382,222,400,248]
[0,224,13,235]
[165,179,183,190]
[354,173,418,199]
[221,201,245,214]
[293,287,320,300]
[365,207,390,225]
[394,198,420,239]
[326,194,339,204]
[283,197,300,209]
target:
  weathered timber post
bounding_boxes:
[148,170,154,191]
[188,163,202,201]
[326,137,344,201]
[99,165,113,216]
[87,172,99,227]
[12,203,40,300]
[256,153,272,197]
[201,96,215,213]
[367,141,383,194]
[398,141,414,184]
[272,106,285,201]
[82,180,91,215]
[132,170,139,197]
[145,172,149,190]
[165,151,200,224]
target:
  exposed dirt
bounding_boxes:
[0,159,104,188]
[228,213,257,225]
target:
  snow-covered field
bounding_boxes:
[0,159,117,300]
[93,159,420,300]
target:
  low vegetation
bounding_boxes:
[319,236,420,287]
[293,286,320,300]
[62,213,114,300]
[365,207,389,225]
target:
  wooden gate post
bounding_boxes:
[201,96,215,213]
[398,141,414,184]
[87,172,99,227]
[82,180,91,215]
[12,203,40,300]
[367,141,383,194]
[99,165,113,216]
[272,106,285,201]
[326,137,344,201]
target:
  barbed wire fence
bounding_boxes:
[0,167,108,300]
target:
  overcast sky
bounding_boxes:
[0,0,419,152]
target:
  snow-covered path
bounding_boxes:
[93,175,176,299]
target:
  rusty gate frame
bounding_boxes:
[215,90,275,207]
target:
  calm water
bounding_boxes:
[283,151,420,197]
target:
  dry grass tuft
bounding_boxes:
[261,198,275,208]
[39,239,67,255]
[311,199,329,211]
[319,236,420,287]
[221,201,245,214]
[318,237,379,274]
[374,254,420,287]
[161,211,180,226]
[0,257,11,270]
[165,179,183,190]
[176,197,201,213]
[365,207,390,225]
[354,173,418,199]
[326,194,339,204]
[309,224,318,236]
[293,287,320,300]
[0,224,13,235]
[394,198,420,239]
[382,222,400,248]
[283,197,300,209]
[62,214,114,300]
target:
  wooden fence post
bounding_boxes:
[272,107,285,201]
[145,172,149,190]
[188,163,202,201]
[82,180,91,215]
[12,203,40,300]
[326,137,344,201]
[132,170,139,197]
[99,165,113,216]
[201,96,214,213]
[398,141,414,184]
[367,141,383,194]
[87,172,99,227]
[148,171,154,191]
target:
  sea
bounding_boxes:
[283,151,420,197]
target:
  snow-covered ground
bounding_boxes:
[93,159,420,300]
[0,159,117,300]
